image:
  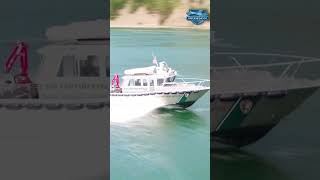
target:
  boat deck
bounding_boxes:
[212,52,320,95]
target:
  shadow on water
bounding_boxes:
[211,148,293,180]
[111,106,208,127]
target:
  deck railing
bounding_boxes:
[110,77,210,95]
[212,52,320,94]
[163,77,210,87]
[213,52,320,80]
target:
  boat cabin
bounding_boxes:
[31,20,109,98]
[115,61,177,93]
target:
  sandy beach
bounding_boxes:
[110,1,210,30]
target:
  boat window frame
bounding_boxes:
[57,55,77,77]
[149,79,154,86]
[135,79,142,86]
[166,76,175,82]
[79,55,100,77]
[157,78,164,86]
[143,79,148,86]
[128,79,135,86]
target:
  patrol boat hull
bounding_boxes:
[111,88,209,110]
[212,87,318,147]
[212,52,320,147]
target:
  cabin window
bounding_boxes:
[150,80,154,86]
[157,79,164,86]
[80,55,100,77]
[166,76,175,82]
[128,79,134,86]
[143,79,148,86]
[135,79,141,86]
[57,55,77,77]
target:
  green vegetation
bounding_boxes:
[111,0,179,24]
[110,0,127,19]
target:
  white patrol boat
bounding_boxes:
[212,52,320,147]
[110,57,209,112]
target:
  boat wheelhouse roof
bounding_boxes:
[45,20,108,41]
[122,61,176,78]
[33,20,109,80]
[124,66,157,76]
[37,20,109,54]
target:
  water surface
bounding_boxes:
[110,28,210,180]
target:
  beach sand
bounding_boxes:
[110,3,210,30]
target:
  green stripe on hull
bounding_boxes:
[178,93,189,104]
[216,96,260,131]
[176,101,196,108]
[176,92,195,108]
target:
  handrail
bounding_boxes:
[111,79,210,95]
[213,52,320,79]
[214,52,320,60]
[213,58,320,70]
[163,77,210,87]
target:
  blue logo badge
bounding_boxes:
[186,9,209,25]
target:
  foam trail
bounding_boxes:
[110,95,167,123]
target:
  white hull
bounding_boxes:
[111,89,208,107]
[110,88,209,122]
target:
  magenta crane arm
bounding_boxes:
[4,42,31,84]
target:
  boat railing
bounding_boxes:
[163,77,210,87]
[213,52,320,80]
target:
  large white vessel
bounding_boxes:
[110,59,209,112]
[0,21,109,179]
[0,20,109,110]
[212,52,320,147]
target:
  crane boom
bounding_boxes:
[4,42,31,84]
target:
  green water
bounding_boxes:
[110,28,210,180]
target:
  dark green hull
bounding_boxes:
[211,87,319,147]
